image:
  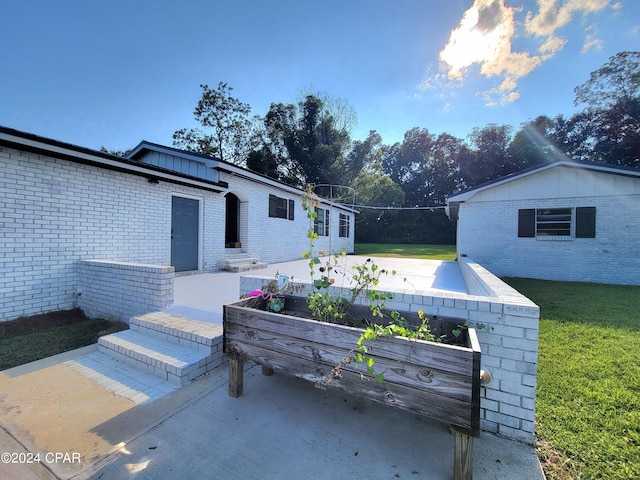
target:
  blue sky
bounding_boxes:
[1,0,638,152]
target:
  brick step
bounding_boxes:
[222,255,267,272]
[65,351,179,405]
[224,262,268,272]
[98,329,222,386]
[130,311,223,353]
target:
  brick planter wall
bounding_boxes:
[239,257,540,444]
[78,260,174,323]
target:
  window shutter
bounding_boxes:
[288,199,295,220]
[518,209,535,237]
[576,207,596,238]
[325,210,330,236]
[268,194,277,217]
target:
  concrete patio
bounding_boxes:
[0,257,544,480]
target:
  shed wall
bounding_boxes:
[456,194,640,285]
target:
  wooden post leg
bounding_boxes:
[262,365,274,376]
[453,428,474,480]
[228,358,244,398]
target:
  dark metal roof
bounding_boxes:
[0,126,228,192]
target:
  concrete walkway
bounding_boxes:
[166,256,468,322]
[0,258,545,480]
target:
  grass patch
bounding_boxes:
[355,243,456,260]
[503,278,640,480]
[0,309,128,370]
[349,247,639,478]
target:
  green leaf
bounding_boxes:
[375,373,385,383]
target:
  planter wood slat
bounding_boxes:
[224,296,482,480]
[225,301,475,375]
[225,324,474,402]
[226,338,474,429]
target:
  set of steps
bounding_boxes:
[222,250,267,272]
[98,311,224,386]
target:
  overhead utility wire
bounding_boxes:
[351,204,447,210]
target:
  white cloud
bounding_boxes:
[538,35,568,56]
[438,0,512,79]
[581,24,604,53]
[424,0,612,105]
[525,0,611,36]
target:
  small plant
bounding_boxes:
[302,184,450,384]
[302,185,350,322]
[324,309,442,385]
[247,272,302,312]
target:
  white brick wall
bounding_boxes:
[220,173,355,265]
[1,144,356,321]
[78,260,174,323]
[456,196,640,285]
[0,145,225,321]
[238,256,540,444]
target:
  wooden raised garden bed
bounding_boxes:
[223,295,481,480]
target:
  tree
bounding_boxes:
[339,130,383,184]
[251,95,352,187]
[100,146,132,157]
[379,128,462,244]
[462,124,513,186]
[381,127,434,206]
[508,116,567,167]
[173,82,253,164]
[543,112,594,162]
[352,166,405,243]
[573,51,640,167]
[425,133,468,205]
[574,51,640,114]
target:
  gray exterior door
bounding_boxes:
[171,196,199,272]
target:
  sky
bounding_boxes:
[1,0,638,153]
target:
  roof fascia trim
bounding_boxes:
[0,130,227,193]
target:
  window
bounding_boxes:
[536,208,572,236]
[269,194,294,220]
[518,207,596,239]
[339,213,350,238]
[314,207,329,236]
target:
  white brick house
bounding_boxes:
[446,160,640,285]
[0,126,356,322]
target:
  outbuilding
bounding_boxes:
[446,160,640,285]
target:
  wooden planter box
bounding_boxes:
[223,295,481,480]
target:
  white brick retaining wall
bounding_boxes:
[78,260,174,323]
[239,256,540,444]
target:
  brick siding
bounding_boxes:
[0,144,355,321]
[239,256,540,444]
[456,196,640,285]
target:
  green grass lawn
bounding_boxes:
[0,315,127,370]
[355,243,456,260]
[358,244,640,479]
[503,278,640,480]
